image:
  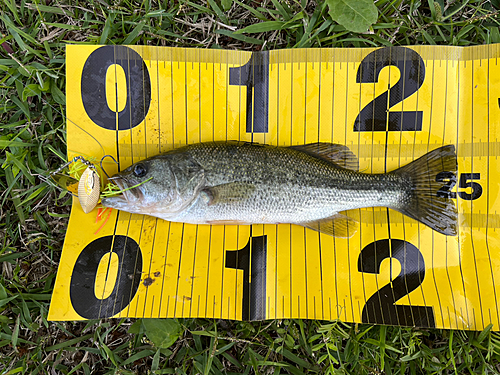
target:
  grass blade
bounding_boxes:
[215,29,264,45]
[235,21,287,34]
[46,334,94,351]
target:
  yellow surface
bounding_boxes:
[48,45,500,330]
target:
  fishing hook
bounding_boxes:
[100,155,120,178]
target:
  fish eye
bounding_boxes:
[133,163,147,177]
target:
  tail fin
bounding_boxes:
[391,145,458,236]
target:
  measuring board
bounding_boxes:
[48,44,500,330]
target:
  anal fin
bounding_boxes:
[301,213,358,238]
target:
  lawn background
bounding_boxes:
[2,0,500,374]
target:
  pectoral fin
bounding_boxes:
[301,213,358,238]
[201,182,256,206]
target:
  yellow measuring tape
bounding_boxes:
[48,45,500,330]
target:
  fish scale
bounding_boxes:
[181,143,403,222]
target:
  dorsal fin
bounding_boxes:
[289,143,359,171]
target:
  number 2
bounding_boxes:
[436,171,457,199]
[358,239,436,327]
[354,47,425,132]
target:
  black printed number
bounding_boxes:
[358,239,435,327]
[436,171,457,199]
[436,172,482,200]
[354,47,425,132]
[229,53,269,133]
[227,54,270,320]
[70,235,143,319]
[458,173,483,200]
[81,45,151,131]
[225,235,267,320]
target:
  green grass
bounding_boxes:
[2,0,500,373]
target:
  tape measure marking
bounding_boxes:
[48,45,500,330]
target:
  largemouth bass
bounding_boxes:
[101,142,457,237]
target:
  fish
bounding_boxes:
[101,142,458,237]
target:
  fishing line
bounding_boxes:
[2,65,108,160]
[2,63,131,217]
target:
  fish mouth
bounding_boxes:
[101,176,142,208]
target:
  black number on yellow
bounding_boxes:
[354,47,425,132]
[436,171,457,199]
[81,45,151,130]
[229,53,269,133]
[225,235,267,320]
[358,239,436,327]
[458,172,482,200]
[435,172,483,200]
[70,235,143,319]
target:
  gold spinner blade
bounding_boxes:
[78,167,100,214]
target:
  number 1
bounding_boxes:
[225,235,267,320]
[229,53,270,133]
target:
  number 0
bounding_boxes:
[70,235,143,319]
[81,45,151,131]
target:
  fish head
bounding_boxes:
[101,154,205,216]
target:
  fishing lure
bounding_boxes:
[50,156,101,213]
[49,155,151,216]
[77,164,100,214]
